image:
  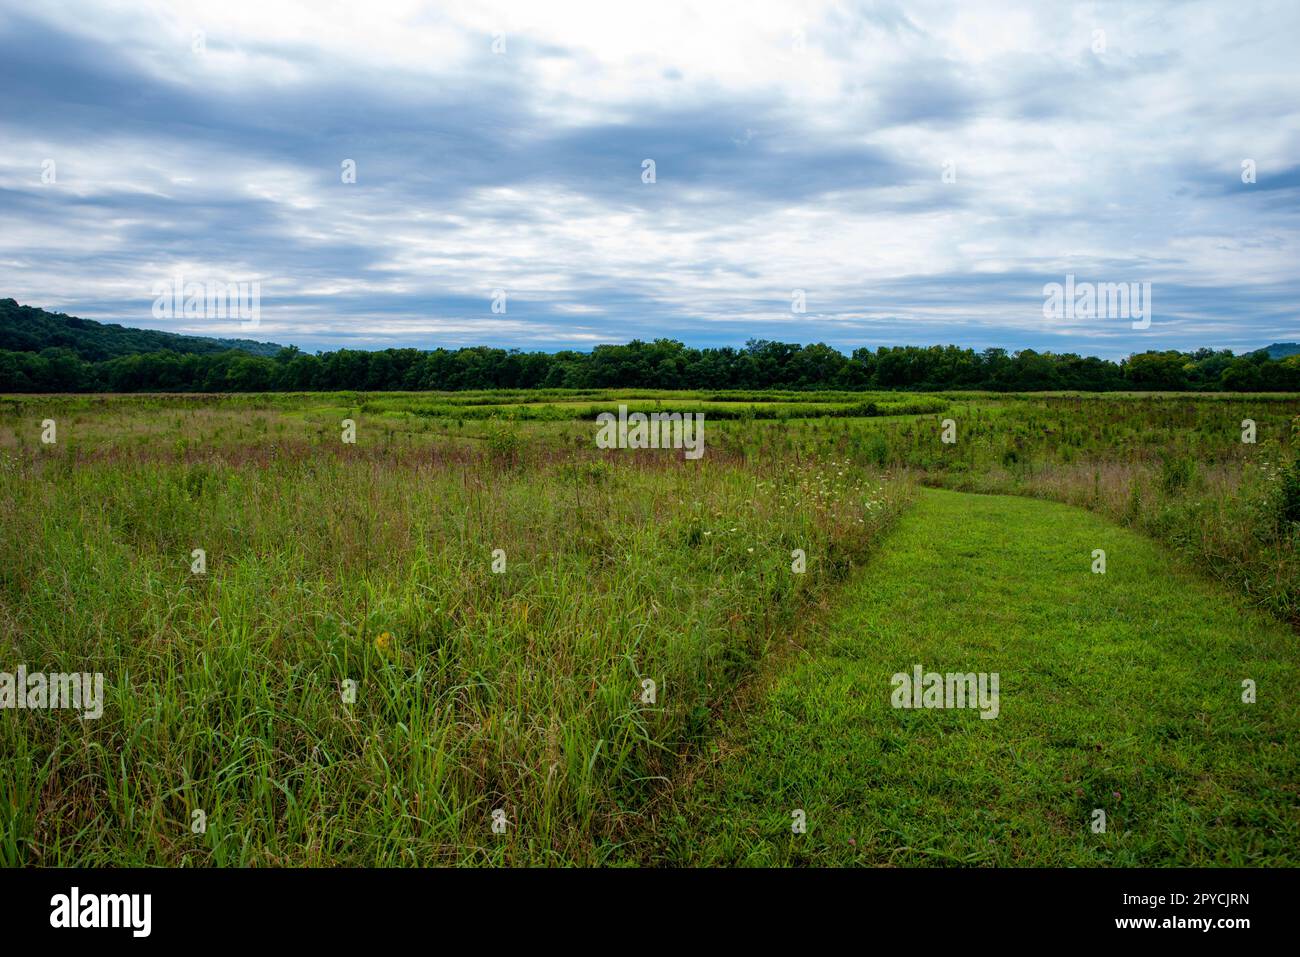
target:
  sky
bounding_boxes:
[1,0,1297,358]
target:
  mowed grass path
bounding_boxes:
[661,488,1299,866]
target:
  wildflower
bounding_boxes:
[375,631,393,652]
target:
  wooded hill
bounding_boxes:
[0,298,282,361]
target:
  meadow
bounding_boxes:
[0,389,1297,866]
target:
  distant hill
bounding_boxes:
[1263,342,1300,359]
[0,299,283,360]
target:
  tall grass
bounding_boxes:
[0,399,907,864]
[758,395,1300,626]
[3,389,1296,866]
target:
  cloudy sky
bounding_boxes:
[1,0,1297,356]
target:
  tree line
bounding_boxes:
[2,338,1298,393]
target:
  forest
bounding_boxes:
[3,299,1298,393]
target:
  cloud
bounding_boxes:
[1,0,1297,358]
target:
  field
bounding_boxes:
[1,390,1297,866]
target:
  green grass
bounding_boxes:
[0,390,1296,867]
[0,399,908,865]
[712,394,1300,624]
[663,488,1300,866]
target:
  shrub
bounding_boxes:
[1278,457,1300,526]
[484,419,522,461]
[1158,453,1195,496]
